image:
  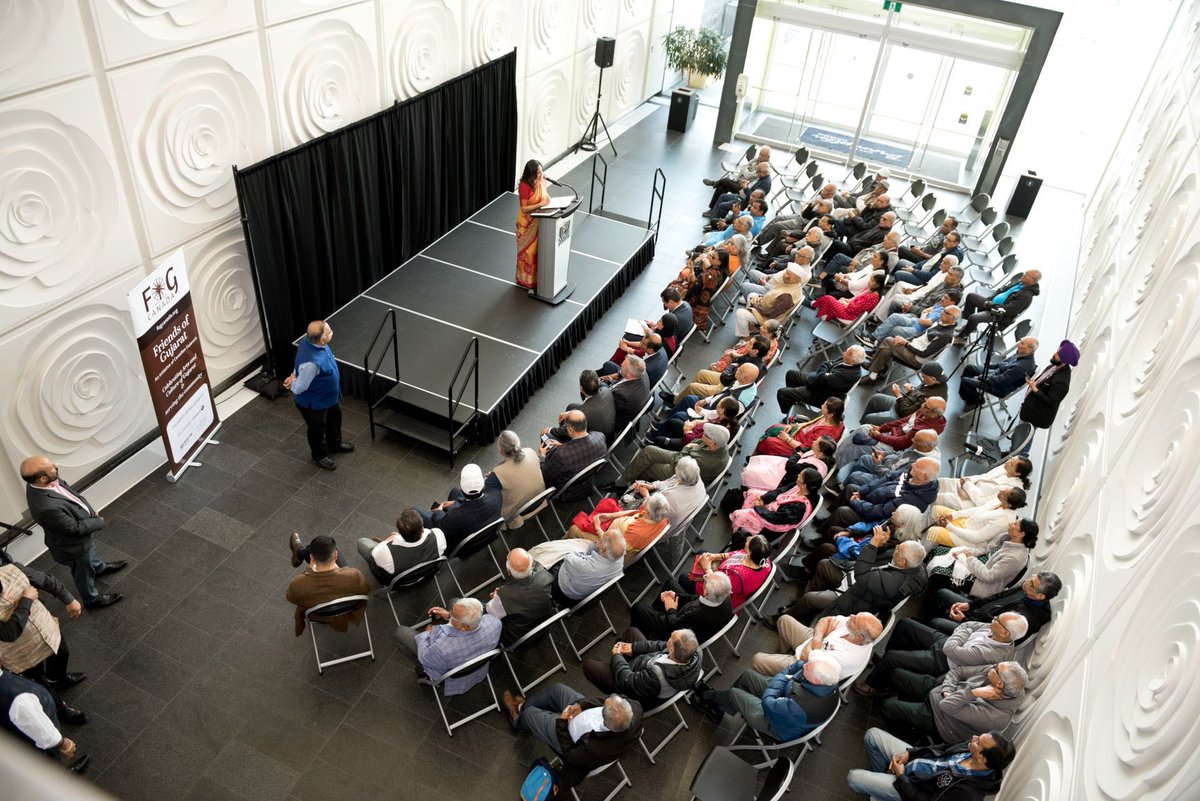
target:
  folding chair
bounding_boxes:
[304,595,375,674]
[783,173,824,209]
[444,518,507,597]
[950,422,1036,475]
[961,220,1010,254]
[960,206,997,240]
[380,556,447,628]
[686,458,735,543]
[967,235,1015,271]
[896,192,937,225]
[840,161,867,189]
[956,192,991,223]
[806,312,870,362]
[543,459,608,533]
[617,525,677,607]
[721,143,757,175]
[551,756,634,801]
[904,206,945,240]
[559,572,624,660]
[501,608,572,694]
[894,179,927,215]
[421,648,503,736]
[727,563,780,656]
[509,487,556,544]
[638,689,692,764]
[697,615,740,681]
[606,398,655,474]
[966,252,1018,288]
[689,744,797,801]
[729,695,841,768]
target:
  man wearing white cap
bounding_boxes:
[606,423,731,493]
[420,464,502,555]
[734,265,804,337]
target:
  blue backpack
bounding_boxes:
[520,757,559,800]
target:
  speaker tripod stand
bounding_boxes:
[576,67,617,157]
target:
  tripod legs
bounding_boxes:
[576,69,618,157]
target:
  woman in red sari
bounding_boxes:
[752,397,845,457]
[516,160,549,288]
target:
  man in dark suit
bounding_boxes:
[540,411,606,501]
[420,464,502,556]
[1020,340,1077,429]
[20,456,124,609]
[610,355,651,431]
[630,571,735,643]
[547,370,616,444]
[777,346,866,412]
[955,270,1041,342]
[504,684,642,795]
[960,336,1038,406]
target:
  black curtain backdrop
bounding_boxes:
[234,51,518,377]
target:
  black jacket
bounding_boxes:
[612,374,651,431]
[566,388,617,443]
[26,479,103,562]
[988,277,1039,328]
[610,640,702,707]
[974,353,1036,398]
[804,360,862,399]
[823,543,928,619]
[961,587,1052,643]
[895,740,1003,801]
[555,696,644,792]
[630,595,734,643]
[432,491,502,556]
[1019,365,1071,429]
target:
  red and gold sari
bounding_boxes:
[516,179,548,288]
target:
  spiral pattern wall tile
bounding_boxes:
[574,0,617,53]
[0,279,155,470]
[0,82,140,331]
[1084,540,1200,800]
[91,0,256,65]
[522,65,571,163]
[1038,411,1104,538]
[1001,712,1077,799]
[618,0,652,29]
[1103,359,1200,567]
[1119,169,1200,316]
[1026,533,1094,698]
[384,0,462,101]
[270,14,378,148]
[112,43,271,254]
[523,0,573,75]
[183,222,263,382]
[0,0,91,95]
[570,48,602,144]
[262,0,358,25]
[606,26,647,120]
[466,0,520,70]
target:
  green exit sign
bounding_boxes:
[884,0,903,9]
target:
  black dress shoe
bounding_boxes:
[658,389,676,405]
[329,441,355,453]
[289,532,303,568]
[69,754,90,773]
[98,560,127,576]
[47,672,87,690]
[83,593,122,610]
[313,457,337,470]
[57,704,88,725]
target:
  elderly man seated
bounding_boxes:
[395,598,502,695]
[703,145,771,205]
[545,370,616,444]
[930,571,1061,643]
[776,346,866,413]
[532,529,626,607]
[486,548,555,646]
[863,307,960,382]
[631,572,735,643]
[897,215,959,264]
[609,355,651,431]
[820,457,942,536]
[868,286,964,346]
[881,662,1028,744]
[872,261,962,324]
[622,457,708,568]
[583,627,702,709]
[605,424,731,494]
[960,336,1039,407]
[733,265,804,338]
[694,651,841,741]
[847,727,1015,801]
[839,428,941,489]
[540,411,607,501]
[665,344,767,406]
[855,613,1026,697]
[599,332,667,390]
[835,398,948,468]
[752,611,883,679]
[285,535,370,636]
[420,465,502,554]
[356,508,446,586]
[893,231,964,286]
[860,363,949,426]
[773,528,928,624]
[503,685,642,796]
[743,242,817,296]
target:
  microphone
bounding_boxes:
[546,176,578,200]
[546,177,563,187]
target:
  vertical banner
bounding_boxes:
[128,249,220,477]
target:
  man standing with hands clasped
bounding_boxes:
[21,456,125,609]
[283,320,355,471]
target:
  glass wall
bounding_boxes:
[734,0,1029,189]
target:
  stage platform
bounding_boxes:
[315,192,655,445]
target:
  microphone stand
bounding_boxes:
[968,317,1001,431]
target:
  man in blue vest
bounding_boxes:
[283,320,355,470]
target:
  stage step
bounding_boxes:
[593,209,649,230]
[371,406,474,459]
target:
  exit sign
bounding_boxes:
[884,0,903,9]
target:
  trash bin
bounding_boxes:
[1006,171,1043,218]
[668,87,699,133]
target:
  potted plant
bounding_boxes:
[662,26,728,89]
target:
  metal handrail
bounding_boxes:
[589,152,608,214]
[446,337,480,451]
[649,167,666,235]
[363,308,399,439]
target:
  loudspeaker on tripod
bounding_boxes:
[594,37,615,68]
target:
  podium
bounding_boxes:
[531,196,582,304]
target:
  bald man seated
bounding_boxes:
[21,456,124,609]
[486,548,556,647]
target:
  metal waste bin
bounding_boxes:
[668,87,699,133]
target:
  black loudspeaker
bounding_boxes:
[594,36,615,68]
[668,87,699,133]
[1006,171,1043,219]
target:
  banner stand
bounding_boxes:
[165,424,222,483]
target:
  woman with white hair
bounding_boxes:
[485,430,545,528]
[792,504,927,579]
[565,492,671,562]
[724,233,750,274]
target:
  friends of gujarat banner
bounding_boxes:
[127,249,220,477]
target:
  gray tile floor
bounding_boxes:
[29,101,1052,801]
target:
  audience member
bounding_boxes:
[396,598,502,695]
[356,508,446,586]
[935,456,1033,511]
[860,363,949,425]
[880,661,1027,743]
[540,411,606,500]
[487,431,547,527]
[612,424,731,491]
[931,572,1060,644]
[630,572,735,642]
[534,529,626,607]
[847,728,1015,801]
[752,612,882,679]
[421,465,503,554]
[583,628,702,708]
[285,535,370,635]
[863,306,960,380]
[776,347,866,413]
[685,535,773,609]
[547,371,616,443]
[955,270,1042,342]
[0,666,87,772]
[1019,340,1078,428]
[959,337,1038,407]
[611,355,652,430]
[565,493,671,562]
[695,651,840,741]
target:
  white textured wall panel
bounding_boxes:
[381,0,463,101]
[574,0,619,54]
[524,0,577,76]
[260,0,363,26]
[265,3,380,149]
[108,35,273,255]
[0,79,140,332]
[0,0,92,96]
[464,0,523,71]
[88,0,257,66]
[521,62,572,166]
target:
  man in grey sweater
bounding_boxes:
[879,661,1026,742]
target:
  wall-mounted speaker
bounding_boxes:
[594,37,615,68]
